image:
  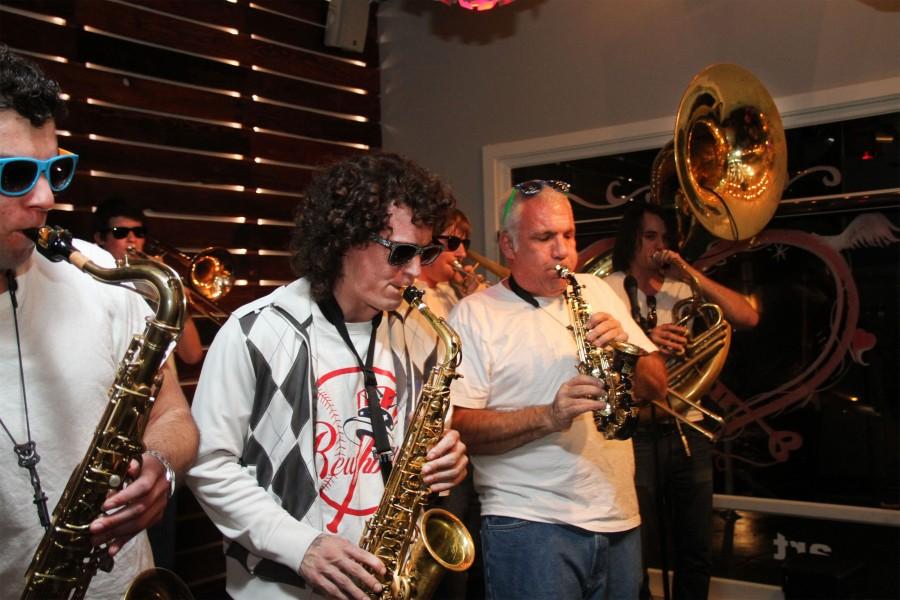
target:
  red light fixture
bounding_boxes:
[437,0,515,10]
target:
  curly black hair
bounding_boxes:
[290,152,455,300]
[611,201,677,272]
[0,45,66,126]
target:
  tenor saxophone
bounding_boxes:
[21,226,192,600]
[359,286,475,600]
[556,265,647,440]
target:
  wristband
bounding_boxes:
[146,449,176,499]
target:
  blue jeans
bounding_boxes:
[480,516,642,600]
[633,426,714,600]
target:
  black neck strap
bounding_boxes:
[316,295,392,484]
[2,270,51,529]
[508,274,540,308]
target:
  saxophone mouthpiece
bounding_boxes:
[403,285,424,305]
[24,226,75,263]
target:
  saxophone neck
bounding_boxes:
[404,286,462,371]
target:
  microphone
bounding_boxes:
[624,275,641,326]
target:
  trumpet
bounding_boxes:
[448,249,510,297]
[450,260,486,292]
[128,238,234,326]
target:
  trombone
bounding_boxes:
[129,239,234,326]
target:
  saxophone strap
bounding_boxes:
[508,274,539,307]
[317,295,392,484]
[623,274,657,333]
[1,269,51,530]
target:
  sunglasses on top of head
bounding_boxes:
[0,152,79,197]
[370,235,443,266]
[435,235,471,252]
[103,226,147,240]
[502,179,572,222]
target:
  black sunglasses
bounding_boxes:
[503,179,572,222]
[370,235,443,266]
[0,153,79,197]
[436,235,471,252]
[104,226,147,240]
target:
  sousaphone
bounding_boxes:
[585,64,786,452]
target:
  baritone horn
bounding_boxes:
[649,251,729,454]
[129,238,234,325]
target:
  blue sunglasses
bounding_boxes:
[0,153,79,197]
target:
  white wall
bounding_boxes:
[378,0,900,248]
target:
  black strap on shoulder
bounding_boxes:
[317,295,392,484]
[508,274,539,308]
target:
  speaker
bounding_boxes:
[324,0,370,53]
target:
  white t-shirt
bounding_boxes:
[604,271,692,330]
[448,274,656,533]
[0,241,154,599]
[311,307,407,545]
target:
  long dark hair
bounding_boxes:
[612,201,677,272]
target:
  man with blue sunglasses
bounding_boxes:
[0,47,199,599]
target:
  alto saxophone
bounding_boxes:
[21,226,192,600]
[556,265,646,440]
[359,286,475,600]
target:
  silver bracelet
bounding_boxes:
[145,449,176,499]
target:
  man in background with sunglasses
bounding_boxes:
[449,180,667,599]
[187,152,469,600]
[609,201,758,600]
[0,47,199,599]
[405,207,479,377]
[92,197,204,367]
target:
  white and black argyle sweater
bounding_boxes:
[187,278,416,594]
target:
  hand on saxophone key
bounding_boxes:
[89,454,170,555]
[421,428,468,492]
[584,311,628,348]
[547,375,609,432]
[300,534,386,600]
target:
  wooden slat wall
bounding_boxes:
[1,1,380,595]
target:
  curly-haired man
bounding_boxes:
[0,46,198,599]
[187,152,468,600]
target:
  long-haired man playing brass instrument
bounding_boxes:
[608,201,759,600]
[0,46,198,599]
[186,153,469,600]
[449,181,667,599]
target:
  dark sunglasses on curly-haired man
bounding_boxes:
[370,235,443,266]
